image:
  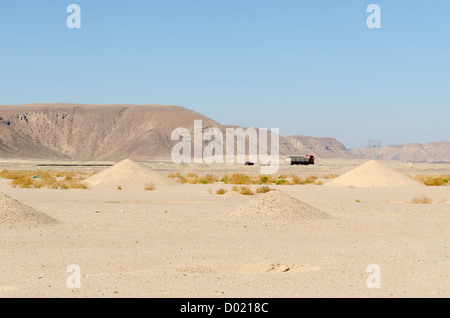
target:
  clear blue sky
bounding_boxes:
[0,1,449,149]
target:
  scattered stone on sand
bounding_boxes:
[0,192,58,228]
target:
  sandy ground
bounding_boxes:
[0,158,449,298]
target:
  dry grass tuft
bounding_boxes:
[198,174,219,184]
[409,174,450,186]
[289,174,303,185]
[322,174,340,179]
[275,179,288,185]
[168,172,182,179]
[255,185,273,193]
[169,173,218,184]
[411,196,433,204]
[303,175,318,184]
[258,175,275,184]
[238,186,254,195]
[144,183,156,191]
[216,188,227,195]
[216,173,323,186]
[226,173,254,185]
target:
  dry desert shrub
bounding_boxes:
[216,188,227,195]
[409,174,450,186]
[411,196,433,204]
[303,175,318,184]
[231,185,239,192]
[184,175,199,184]
[238,186,254,195]
[255,185,273,193]
[176,176,188,183]
[168,172,182,179]
[258,175,275,184]
[289,174,303,185]
[322,174,340,179]
[287,174,321,185]
[224,174,275,185]
[198,174,219,184]
[71,182,88,190]
[275,178,288,185]
[144,183,156,191]
[226,173,253,185]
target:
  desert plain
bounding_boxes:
[0,157,449,298]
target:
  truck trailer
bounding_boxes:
[285,155,315,165]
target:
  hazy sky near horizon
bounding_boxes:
[0,1,449,149]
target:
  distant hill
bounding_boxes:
[0,119,68,159]
[0,104,448,162]
[351,142,450,163]
[0,104,220,160]
[285,135,357,159]
[0,104,352,161]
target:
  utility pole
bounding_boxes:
[210,138,217,166]
[367,140,381,160]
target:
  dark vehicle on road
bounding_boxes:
[285,155,315,165]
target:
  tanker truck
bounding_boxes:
[285,155,315,165]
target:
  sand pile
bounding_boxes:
[0,192,57,228]
[325,160,425,188]
[83,159,176,189]
[229,190,330,220]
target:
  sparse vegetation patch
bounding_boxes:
[0,169,88,189]
[409,174,450,186]
[167,172,331,186]
[216,188,227,195]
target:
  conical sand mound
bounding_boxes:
[0,192,57,228]
[229,190,330,220]
[83,159,176,189]
[326,160,425,188]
